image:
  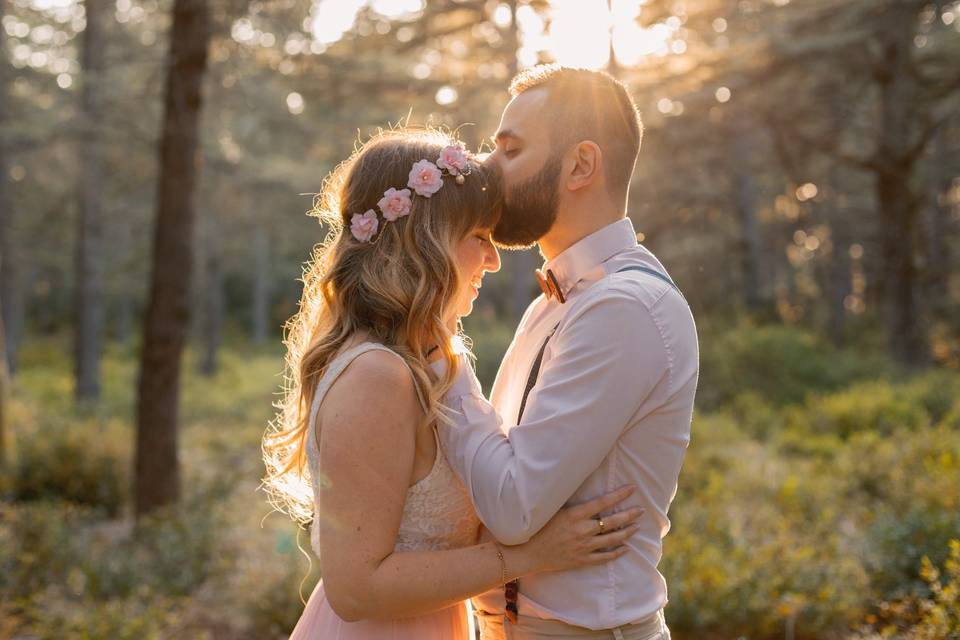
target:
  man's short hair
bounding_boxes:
[510,65,643,200]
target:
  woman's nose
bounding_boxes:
[485,244,501,273]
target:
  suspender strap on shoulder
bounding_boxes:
[613,265,682,296]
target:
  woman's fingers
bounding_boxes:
[581,545,630,566]
[586,523,641,551]
[568,485,636,520]
[594,507,644,532]
[573,506,644,537]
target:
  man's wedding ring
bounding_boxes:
[597,518,606,535]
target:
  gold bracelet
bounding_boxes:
[493,543,507,584]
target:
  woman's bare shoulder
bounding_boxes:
[321,348,421,428]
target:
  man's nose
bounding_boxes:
[482,148,504,171]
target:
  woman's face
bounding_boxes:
[450,225,501,323]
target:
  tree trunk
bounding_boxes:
[114,216,135,346]
[74,0,107,402]
[115,297,133,345]
[252,225,270,344]
[134,0,210,518]
[195,207,223,376]
[826,203,852,347]
[822,94,853,346]
[731,130,766,313]
[876,166,925,366]
[0,304,9,475]
[0,3,22,377]
[874,6,927,368]
[921,127,952,319]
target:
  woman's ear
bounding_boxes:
[565,141,602,192]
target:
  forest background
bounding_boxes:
[1,0,959,638]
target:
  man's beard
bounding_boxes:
[492,155,562,249]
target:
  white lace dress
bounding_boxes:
[289,342,482,640]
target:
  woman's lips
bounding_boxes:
[470,276,482,297]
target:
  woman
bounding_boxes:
[261,128,643,639]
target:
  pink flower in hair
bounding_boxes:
[407,159,444,197]
[350,210,379,242]
[377,187,413,222]
[437,144,470,176]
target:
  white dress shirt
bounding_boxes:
[437,217,699,630]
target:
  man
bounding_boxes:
[439,65,699,639]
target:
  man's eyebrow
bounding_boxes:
[493,129,522,144]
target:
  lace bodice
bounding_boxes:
[306,343,481,555]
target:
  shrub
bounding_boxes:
[0,501,101,599]
[850,540,960,640]
[665,416,960,639]
[24,589,184,640]
[862,509,960,602]
[722,390,783,440]
[461,317,515,391]
[697,322,888,410]
[902,370,960,426]
[7,336,958,640]
[12,417,129,516]
[794,381,932,439]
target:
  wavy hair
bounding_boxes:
[261,128,501,525]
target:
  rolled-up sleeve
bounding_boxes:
[438,288,671,545]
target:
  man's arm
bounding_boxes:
[439,286,673,545]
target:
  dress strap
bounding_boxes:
[307,342,429,434]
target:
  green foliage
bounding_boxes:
[5,334,960,639]
[789,371,960,441]
[23,592,184,640]
[851,540,960,640]
[863,510,960,603]
[903,371,960,427]
[462,315,516,391]
[2,343,309,639]
[697,322,889,410]
[790,381,932,439]
[8,346,130,511]
[662,413,873,637]
[661,326,960,639]
[0,490,229,602]
[11,416,128,516]
[0,501,100,599]
[913,540,960,640]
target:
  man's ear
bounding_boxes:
[565,141,602,192]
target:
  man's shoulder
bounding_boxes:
[560,258,696,352]
[579,262,679,313]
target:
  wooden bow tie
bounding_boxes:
[535,268,566,304]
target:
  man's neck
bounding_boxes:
[539,212,625,262]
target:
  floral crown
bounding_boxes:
[349,143,473,243]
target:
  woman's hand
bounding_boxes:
[504,485,644,575]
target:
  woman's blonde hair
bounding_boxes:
[261,127,501,525]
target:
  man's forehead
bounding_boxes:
[496,88,549,138]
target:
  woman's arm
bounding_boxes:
[316,350,641,621]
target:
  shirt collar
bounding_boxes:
[543,218,639,301]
